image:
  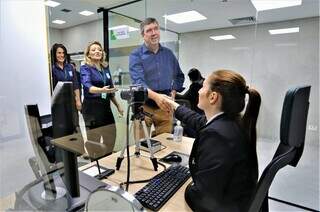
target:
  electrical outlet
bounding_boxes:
[308,125,318,131]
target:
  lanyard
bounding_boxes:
[98,68,106,86]
[64,68,68,80]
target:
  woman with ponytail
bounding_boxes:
[162,69,261,212]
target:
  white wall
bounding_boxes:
[179,17,319,144]
[49,27,62,48]
[61,19,104,53]
[0,0,51,197]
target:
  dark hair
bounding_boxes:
[188,68,204,82]
[50,43,68,65]
[140,17,159,35]
[208,69,261,145]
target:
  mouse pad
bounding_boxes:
[159,151,190,167]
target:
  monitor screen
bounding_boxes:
[51,82,76,139]
[51,82,80,197]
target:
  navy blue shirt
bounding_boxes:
[129,44,185,93]
[52,63,79,90]
[80,64,115,99]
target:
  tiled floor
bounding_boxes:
[257,138,319,211]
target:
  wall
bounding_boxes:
[179,17,319,144]
[48,27,62,48]
[0,0,51,197]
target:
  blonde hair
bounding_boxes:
[84,41,108,68]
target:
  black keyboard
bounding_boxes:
[135,165,191,211]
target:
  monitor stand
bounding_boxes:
[14,171,106,211]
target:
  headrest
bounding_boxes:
[280,86,311,147]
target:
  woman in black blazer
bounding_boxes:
[163,70,261,212]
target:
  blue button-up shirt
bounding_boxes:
[52,63,79,90]
[80,64,115,99]
[129,44,185,93]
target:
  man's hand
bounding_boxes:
[154,93,173,113]
[162,95,180,110]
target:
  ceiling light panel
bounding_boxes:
[52,19,66,25]
[109,25,139,32]
[79,10,94,16]
[210,35,236,40]
[269,27,299,35]
[251,0,302,11]
[164,10,207,24]
[44,0,60,8]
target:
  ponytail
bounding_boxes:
[241,88,261,148]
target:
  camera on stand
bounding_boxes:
[120,85,148,119]
[116,85,159,181]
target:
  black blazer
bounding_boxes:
[175,106,258,212]
[176,81,204,114]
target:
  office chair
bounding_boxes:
[248,85,311,212]
[24,104,65,199]
[84,124,116,177]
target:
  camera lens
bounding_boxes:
[120,89,132,101]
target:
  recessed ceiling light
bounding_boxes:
[210,35,236,40]
[44,0,60,8]
[79,10,94,16]
[269,27,299,35]
[251,0,302,11]
[109,25,139,32]
[163,10,207,24]
[52,19,66,25]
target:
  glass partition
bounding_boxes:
[253,5,319,209]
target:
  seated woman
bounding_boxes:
[163,69,261,212]
[176,68,204,114]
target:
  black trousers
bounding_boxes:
[82,97,115,129]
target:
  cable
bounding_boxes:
[125,103,133,191]
[120,162,167,190]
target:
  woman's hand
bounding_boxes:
[75,99,82,111]
[101,86,118,93]
[117,105,124,117]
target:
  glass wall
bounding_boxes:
[112,0,319,209]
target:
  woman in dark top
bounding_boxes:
[80,41,123,148]
[176,68,204,114]
[51,43,81,111]
[163,69,261,212]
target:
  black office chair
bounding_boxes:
[248,85,311,212]
[84,124,116,179]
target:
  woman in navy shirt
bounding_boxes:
[80,41,123,145]
[51,43,82,111]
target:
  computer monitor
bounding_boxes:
[51,82,80,197]
[51,81,76,139]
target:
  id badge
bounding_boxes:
[68,71,73,77]
[101,93,107,99]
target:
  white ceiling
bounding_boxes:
[48,0,319,32]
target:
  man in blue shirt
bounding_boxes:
[129,17,185,136]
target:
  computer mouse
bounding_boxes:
[162,154,182,163]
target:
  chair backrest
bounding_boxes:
[84,124,117,160]
[248,85,311,212]
[25,104,52,174]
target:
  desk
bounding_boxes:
[0,133,194,211]
[82,133,194,211]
